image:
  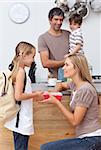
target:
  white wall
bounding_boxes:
[0,0,54,82]
[0,0,101,82]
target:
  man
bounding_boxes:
[38,7,70,80]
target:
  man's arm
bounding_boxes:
[40,50,64,69]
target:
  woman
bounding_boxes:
[40,53,101,150]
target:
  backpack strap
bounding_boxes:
[15,72,27,128]
[2,72,12,96]
[2,73,7,96]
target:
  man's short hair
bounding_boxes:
[69,14,83,26]
[48,7,64,20]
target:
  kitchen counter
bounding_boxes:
[93,82,101,95]
[31,95,75,150]
[31,82,101,96]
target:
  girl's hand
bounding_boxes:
[32,91,44,101]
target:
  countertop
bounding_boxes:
[93,82,101,95]
[32,82,101,96]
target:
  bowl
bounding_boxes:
[43,92,62,101]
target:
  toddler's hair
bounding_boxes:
[69,13,82,26]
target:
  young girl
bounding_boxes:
[5,41,43,150]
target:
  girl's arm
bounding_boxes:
[15,68,43,101]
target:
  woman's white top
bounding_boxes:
[78,129,101,138]
[70,90,77,108]
[4,74,34,135]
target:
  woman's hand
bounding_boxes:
[55,82,68,92]
[55,82,62,91]
[40,93,60,105]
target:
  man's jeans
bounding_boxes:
[58,67,65,81]
[13,131,29,150]
[40,136,101,150]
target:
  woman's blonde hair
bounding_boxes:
[68,53,92,83]
[11,41,36,82]
[68,53,100,104]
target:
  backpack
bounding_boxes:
[0,70,20,125]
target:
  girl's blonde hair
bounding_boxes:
[11,41,36,82]
[68,53,92,83]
